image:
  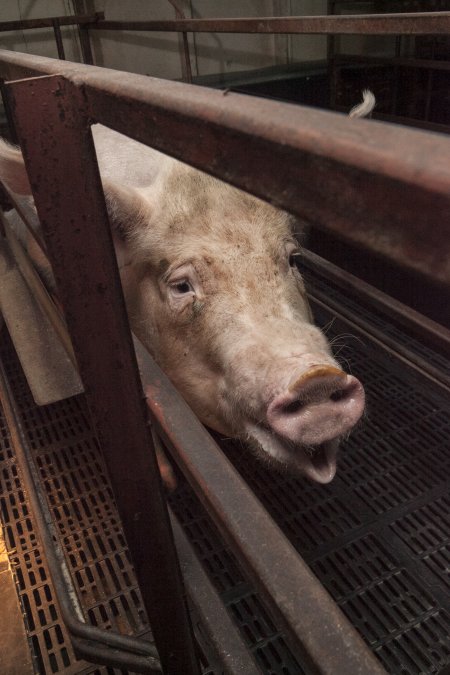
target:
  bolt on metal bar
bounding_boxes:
[91,12,450,35]
[5,73,200,675]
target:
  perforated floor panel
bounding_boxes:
[1,268,449,674]
[0,330,152,675]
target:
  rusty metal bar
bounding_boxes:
[52,19,66,60]
[5,73,200,675]
[134,338,387,675]
[0,13,103,33]
[91,12,450,35]
[168,512,261,675]
[0,50,448,285]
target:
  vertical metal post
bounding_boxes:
[392,35,402,116]
[0,78,18,143]
[78,25,94,64]
[5,73,200,675]
[52,19,66,60]
[166,0,192,83]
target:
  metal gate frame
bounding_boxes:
[0,48,448,673]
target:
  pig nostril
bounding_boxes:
[282,399,305,415]
[330,389,347,402]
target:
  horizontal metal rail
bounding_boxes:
[302,249,450,357]
[333,51,450,72]
[91,12,450,35]
[0,50,448,288]
[0,13,103,33]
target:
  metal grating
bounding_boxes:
[0,329,152,674]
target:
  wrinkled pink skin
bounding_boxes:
[0,125,365,484]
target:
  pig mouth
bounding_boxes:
[245,423,339,484]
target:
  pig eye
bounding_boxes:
[288,251,301,269]
[171,280,193,295]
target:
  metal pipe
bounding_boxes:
[91,12,450,35]
[0,13,104,32]
[52,19,66,60]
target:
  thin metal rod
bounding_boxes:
[78,25,95,65]
[169,510,261,675]
[0,13,104,32]
[52,20,66,60]
[6,73,200,675]
[91,12,450,35]
[166,0,192,83]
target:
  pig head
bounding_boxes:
[0,123,365,484]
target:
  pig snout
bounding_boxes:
[267,365,365,446]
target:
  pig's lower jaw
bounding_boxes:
[245,423,339,484]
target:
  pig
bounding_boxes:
[0,91,373,484]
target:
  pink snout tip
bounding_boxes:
[267,365,365,446]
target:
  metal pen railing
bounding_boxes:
[0,45,448,672]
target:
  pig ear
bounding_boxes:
[0,137,31,194]
[102,180,148,241]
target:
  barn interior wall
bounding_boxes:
[0,1,403,81]
[0,1,332,82]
